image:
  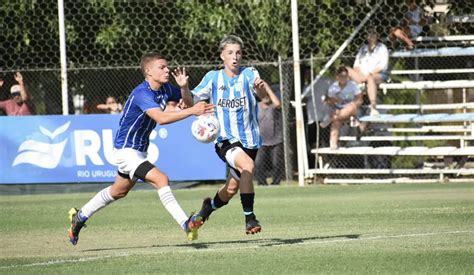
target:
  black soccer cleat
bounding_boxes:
[68,208,86,245]
[198,197,214,222]
[245,213,262,235]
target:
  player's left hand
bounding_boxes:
[172,67,189,88]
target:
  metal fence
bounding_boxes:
[1,0,473,184]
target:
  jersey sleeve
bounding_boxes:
[135,91,161,112]
[192,71,214,101]
[244,67,260,95]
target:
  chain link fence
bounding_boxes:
[1,0,473,183]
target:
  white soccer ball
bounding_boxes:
[191,115,220,143]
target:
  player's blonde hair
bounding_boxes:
[140,51,166,77]
[219,35,243,52]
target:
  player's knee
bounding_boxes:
[226,185,239,197]
[149,173,169,189]
[239,161,255,175]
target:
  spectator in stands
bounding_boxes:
[302,67,332,168]
[347,27,389,117]
[0,71,34,116]
[388,0,429,50]
[96,95,123,114]
[320,66,363,150]
[255,85,283,186]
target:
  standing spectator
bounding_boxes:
[0,72,34,116]
[320,67,363,150]
[255,85,283,186]
[96,95,123,114]
[388,0,429,50]
[302,68,332,168]
[347,27,389,116]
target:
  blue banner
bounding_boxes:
[0,115,226,184]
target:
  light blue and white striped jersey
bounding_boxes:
[192,67,262,149]
[114,80,181,152]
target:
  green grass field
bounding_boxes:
[0,183,473,274]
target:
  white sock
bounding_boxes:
[79,186,115,220]
[157,186,188,230]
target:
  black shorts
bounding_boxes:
[215,140,258,179]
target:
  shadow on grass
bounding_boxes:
[82,234,360,252]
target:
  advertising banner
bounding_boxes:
[0,115,226,184]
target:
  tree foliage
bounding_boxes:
[1,0,368,69]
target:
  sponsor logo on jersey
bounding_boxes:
[217,96,246,109]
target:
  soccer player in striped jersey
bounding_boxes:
[67,52,214,245]
[178,35,277,234]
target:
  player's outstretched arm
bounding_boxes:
[172,67,194,107]
[146,101,214,125]
[266,83,281,109]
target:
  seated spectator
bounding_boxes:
[388,0,429,50]
[347,27,389,116]
[320,67,363,150]
[255,85,283,186]
[96,96,122,114]
[0,71,34,116]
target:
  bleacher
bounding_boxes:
[309,5,474,184]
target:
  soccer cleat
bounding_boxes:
[185,213,203,241]
[245,213,262,235]
[68,207,86,245]
[198,197,214,222]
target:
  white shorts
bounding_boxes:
[114,148,148,180]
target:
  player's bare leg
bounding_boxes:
[198,175,237,223]
[68,175,132,245]
[233,151,261,234]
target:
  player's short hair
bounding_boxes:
[336,66,348,75]
[140,51,166,77]
[219,35,244,52]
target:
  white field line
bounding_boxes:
[1,230,472,270]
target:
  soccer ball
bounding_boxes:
[191,115,220,143]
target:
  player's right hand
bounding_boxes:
[192,101,214,116]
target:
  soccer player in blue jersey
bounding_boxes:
[179,35,277,234]
[67,52,214,245]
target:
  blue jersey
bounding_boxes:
[114,80,181,152]
[192,67,262,149]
